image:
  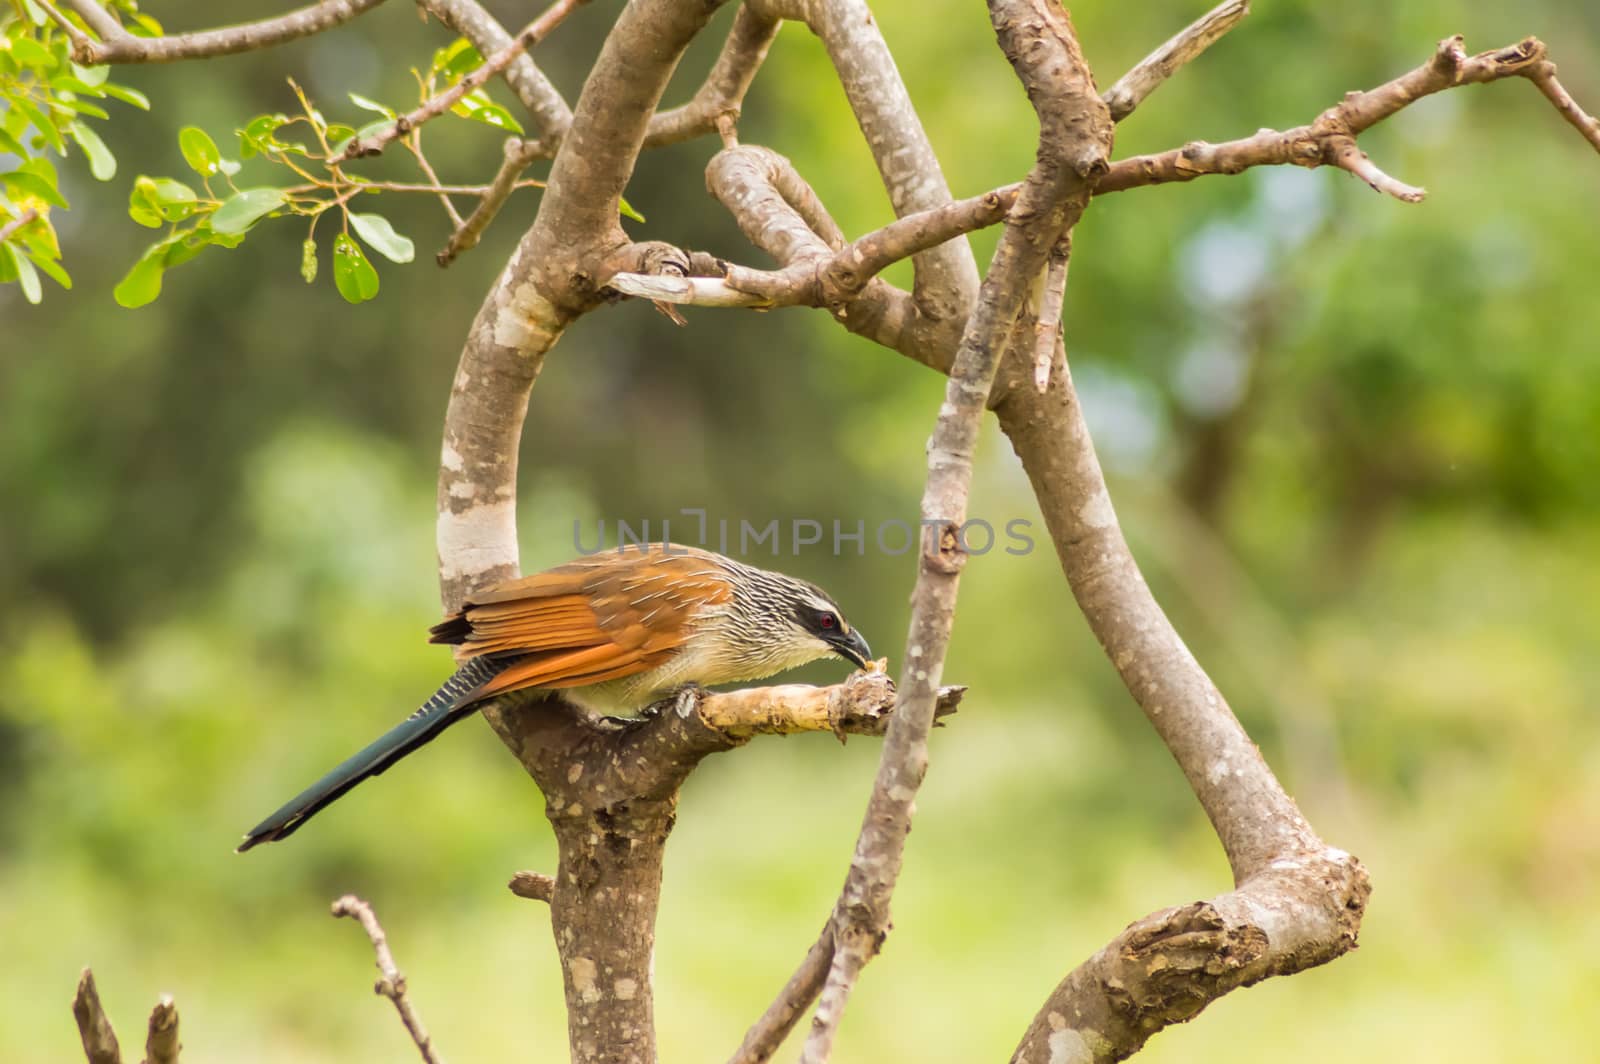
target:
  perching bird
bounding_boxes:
[237,543,872,851]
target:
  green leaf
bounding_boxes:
[14,97,64,153]
[3,169,68,208]
[4,244,43,303]
[210,187,286,235]
[128,176,197,226]
[71,63,110,87]
[69,121,115,180]
[21,244,70,290]
[619,195,645,224]
[10,36,56,70]
[348,212,414,264]
[430,38,482,81]
[347,93,395,119]
[162,230,210,269]
[332,232,379,303]
[101,82,150,110]
[113,242,168,308]
[178,126,221,176]
[51,97,110,121]
[450,89,524,134]
[127,12,163,38]
[300,237,317,283]
[50,75,107,97]
[0,129,25,157]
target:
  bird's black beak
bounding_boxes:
[828,627,873,670]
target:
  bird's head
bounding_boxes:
[725,561,874,673]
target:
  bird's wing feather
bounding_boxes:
[426,547,731,696]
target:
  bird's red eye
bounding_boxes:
[819,613,837,629]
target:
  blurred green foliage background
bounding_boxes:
[4,0,1600,1060]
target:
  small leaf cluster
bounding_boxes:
[112,37,543,308]
[1,0,151,303]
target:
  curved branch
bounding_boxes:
[644,5,781,149]
[60,0,389,65]
[746,0,980,327]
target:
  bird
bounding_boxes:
[237,543,872,851]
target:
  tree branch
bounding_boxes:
[790,5,1114,1061]
[437,136,546,267]
[746,0,980,328]
[143,996,180,1064]
[331,895,443,1064]
[337,0,585,163]
[60,0,390,65]
[509,870,556,902]
[71,969,122,1064]
[1101,0,1250,122]
[418,0,572,143]
[644,5,781,149]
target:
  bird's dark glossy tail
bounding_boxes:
[236,656,512,852]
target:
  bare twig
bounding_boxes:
[0,207,41,246]
[337,0,585,163]
[1101,36,1598,195]
[620,34,1600,319]
[1525,60,1600,153]
[1032,235,1070,392]
[406,131,466,228]
[438,137,547,266]
[61,0,390,65]
[644,6,781,149]
[417,0,571,142]
[331,895,443,1064]
[1102,0,1251,121]
[143,996,180,1064]
[508,871,555,902]
[71,969,122,1064]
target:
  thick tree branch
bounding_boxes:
[72,969,122,1064]
[338,0,585,163]
[418,0,572,142]
[509,870,556,901]
[59,0,389,65]
[332,895,442,1064]
[1101,0,1250,121]
[644,6,781,148]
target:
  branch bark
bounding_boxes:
[644,5,781,148]
[72,969,122,1064]
[60,0,390,65]
[788,5,1114,1062]
[143,996,180,1064]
